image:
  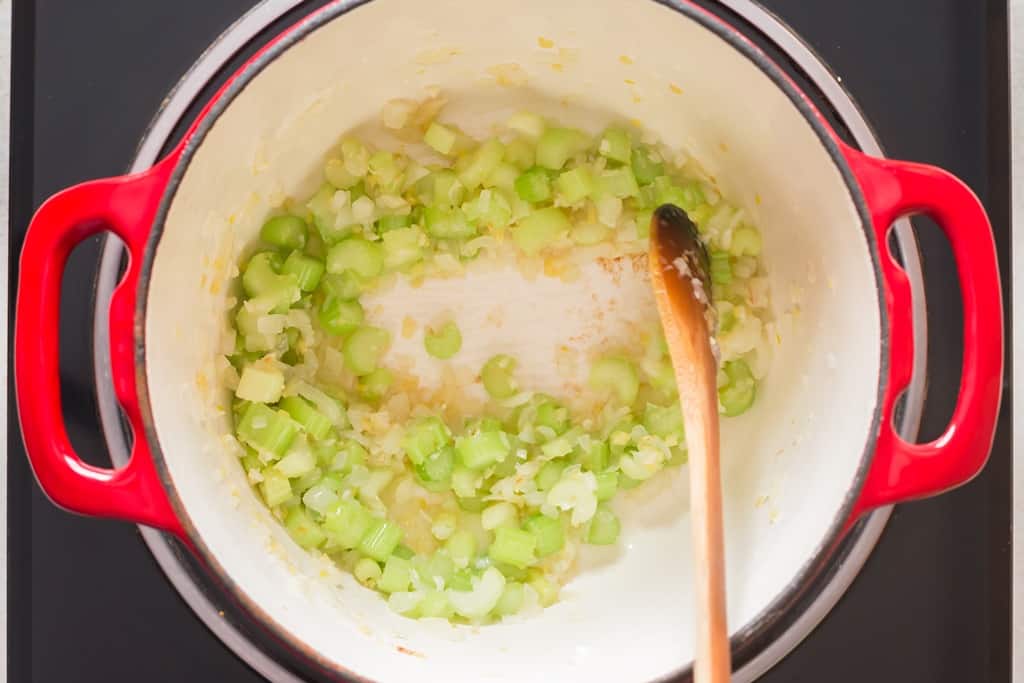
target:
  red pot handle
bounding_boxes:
[14,159,185,539]
[843,145,1003,524]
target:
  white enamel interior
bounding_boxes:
[143,1,881,681]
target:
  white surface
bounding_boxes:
[142,1,882,681]
[1011,0,1022,680]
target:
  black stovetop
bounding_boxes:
[7,1,1012,681]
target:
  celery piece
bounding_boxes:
[535,459,568,492]
[598,127,632,164]
[424,320,462,359]
[324,158,361,189]
[570,221,613,246]
[275,439,317,478]
[401,416,452,465]
[242,252,299,311]
[354,557,383,588]
[448,566,506,620]
[235,364,284,403]
[416,445,455,484]
[594,471,619,501]
[357,367,393,402]
[481,355,518,399]
[554,166,595,204]
[589,357,640,406]
[306,183,344,244]
[424,206,476,239]
[506,111,545,139]
[719,359,756,417]
[381,226,424,271]
[535,127,588,170]
[504,137,535,169]
[261,215,308,251]
[481,502,518,531]
[340,139,370,177]
[359,519,404,562]
[237,403,299,457]
[523,514,564,558]
[323,499,373,549]
[326,238,385,279]
[281,251,325,292]
[302,480,340,515]
[512,207,571,254]
[493,581,525,617]
[284,507,326,549]
[653,176,705,212]
[418,590,454,618]
[483,162,519,191]
[596,167,640,199]
[455,429,511,470]
[378,555,413,594]
[729,226,762,257]
[424,121,458,155]
[451,465,480,499]
[586,505,621,545]
[488,527,537,570]
[463,189,513,230]
[527,570,559,607]
[457,139,505,191]
[319,271,363,301]
[431,512,458,541]
[279,395,333,441]
[342,326,390,376]
[709,249,732,285]
[514,166,552,203]
[534,395,570,435]
[333,440,368,473]
[318,297,364,337]
[259,469,292,507]
[578,439,609,473]
[445,529,477,569]
[368,151,401,187]
[431,170,466,208]
[635,207,655,240]
[376,213,411,232]
[631,147,664,185]
[643,401,684,441]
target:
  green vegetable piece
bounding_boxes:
[261,215,308,251]
[450,465,480,499]
[523,514,565,558]
[424,206,476,239]
[416,445,455,484]
[729,226,763,257]
[446,529,477,569]
[594,471,619,501]
[598,127,632,164]
[235,364,284,403]
[488,527,537,570]
[326,238,385,279]
[359,519,404,562]
[709,249,732,285]
[535,127,588,170]
[463,189,513,230]
[586,505,621,545]
[455,429,512,470]
[401,416,452,466]
[325,157,361,189]
[596,167,640,198]
[719,359,756,416]
[342,326,390,376]
[643,401,684,441]
[512,207,571,254]
[554,166,595,204]
[527,570,559,607]
[242,252,299,312]
[534,395,570,435]
[424,320,462,359]
[358,367,393,402]
[354,557,383,588]
[279,396,333,441]
[259,469,292,507]
[281,251,325,292]
[376,213,411,232]
[457,138,505,191]
[481,355,518,399]
[631,147,664,185]
[418,590,454,618]
[378,555,413,594]
[284,507,326,549]
[237,403,299,457]
[578,440,609,473]
[514,166,552,203]
[318,297,364,337]
[424,121,458,155]
[589,357,640,406]
[322,499,373,549]
[381,226,424,271]
[319,271,363,301]
[493,581,525,617]
[504,137,535,169]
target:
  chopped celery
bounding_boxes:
[523,514,564,557]
[578,439,609,473]
[455,429,511,470]
[259,470,292,507]
[431,170,466,208]
[719,359,756,416]
[586,505,620,545]
[730,226,763,257]
[281,251,325,292]
[631,147,664,185]
[424,206,476,239]
[323,499,373,549]
[237,403,299,457]
[506,111,545,139]
[484,162,519,191]
[381,227,424,271]
[535,127,588,170]
[481,502,518,531]
[446,529,477,569]
[554,166,594,204]
[275,439,317,478]
[534,395,570,434]
[319,271,363,301]
[261,215,308,251]
[343,326,390,376]
[242,252,300,311]
[709,249,732,284]
[494,582,525,617]
[448,567,506,620]
[598,127,632,164]
[424,121,459,155]
[379,556,413,593]
[527,571,559,607]
[401,416,451,465]
[589,357,639,406]
[504,137,535,169]
[488,527,536,569]
[424,320,462,359]
[643,401,684,441]
[279,396,333,441]
[431,512,458,541]
[514,167,552,203]
[325,158,361,189]
[570,221,613,245]
[416,445,455,484]
[463,189,512,230]
[418,590,454,618]
[596,167,640,199]
[451,465,480,499]
[354,557,383,588]
[457,139,505,190]
[235,364,284,403]
[357,367,393,402]
[326,238,385,279]
[536,459,569,492]
[594,471,619,501]
[318,297,364,336]
[512,207,570,254]
[284,507,326,549]
[377,213,411,232]
[359,519,404,562]
[481,354,518,398]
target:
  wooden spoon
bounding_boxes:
[648,204,731,683]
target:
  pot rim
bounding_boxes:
[132,0,889,679]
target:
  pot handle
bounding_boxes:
[842,145,1003,522]
[14,162,185,538]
